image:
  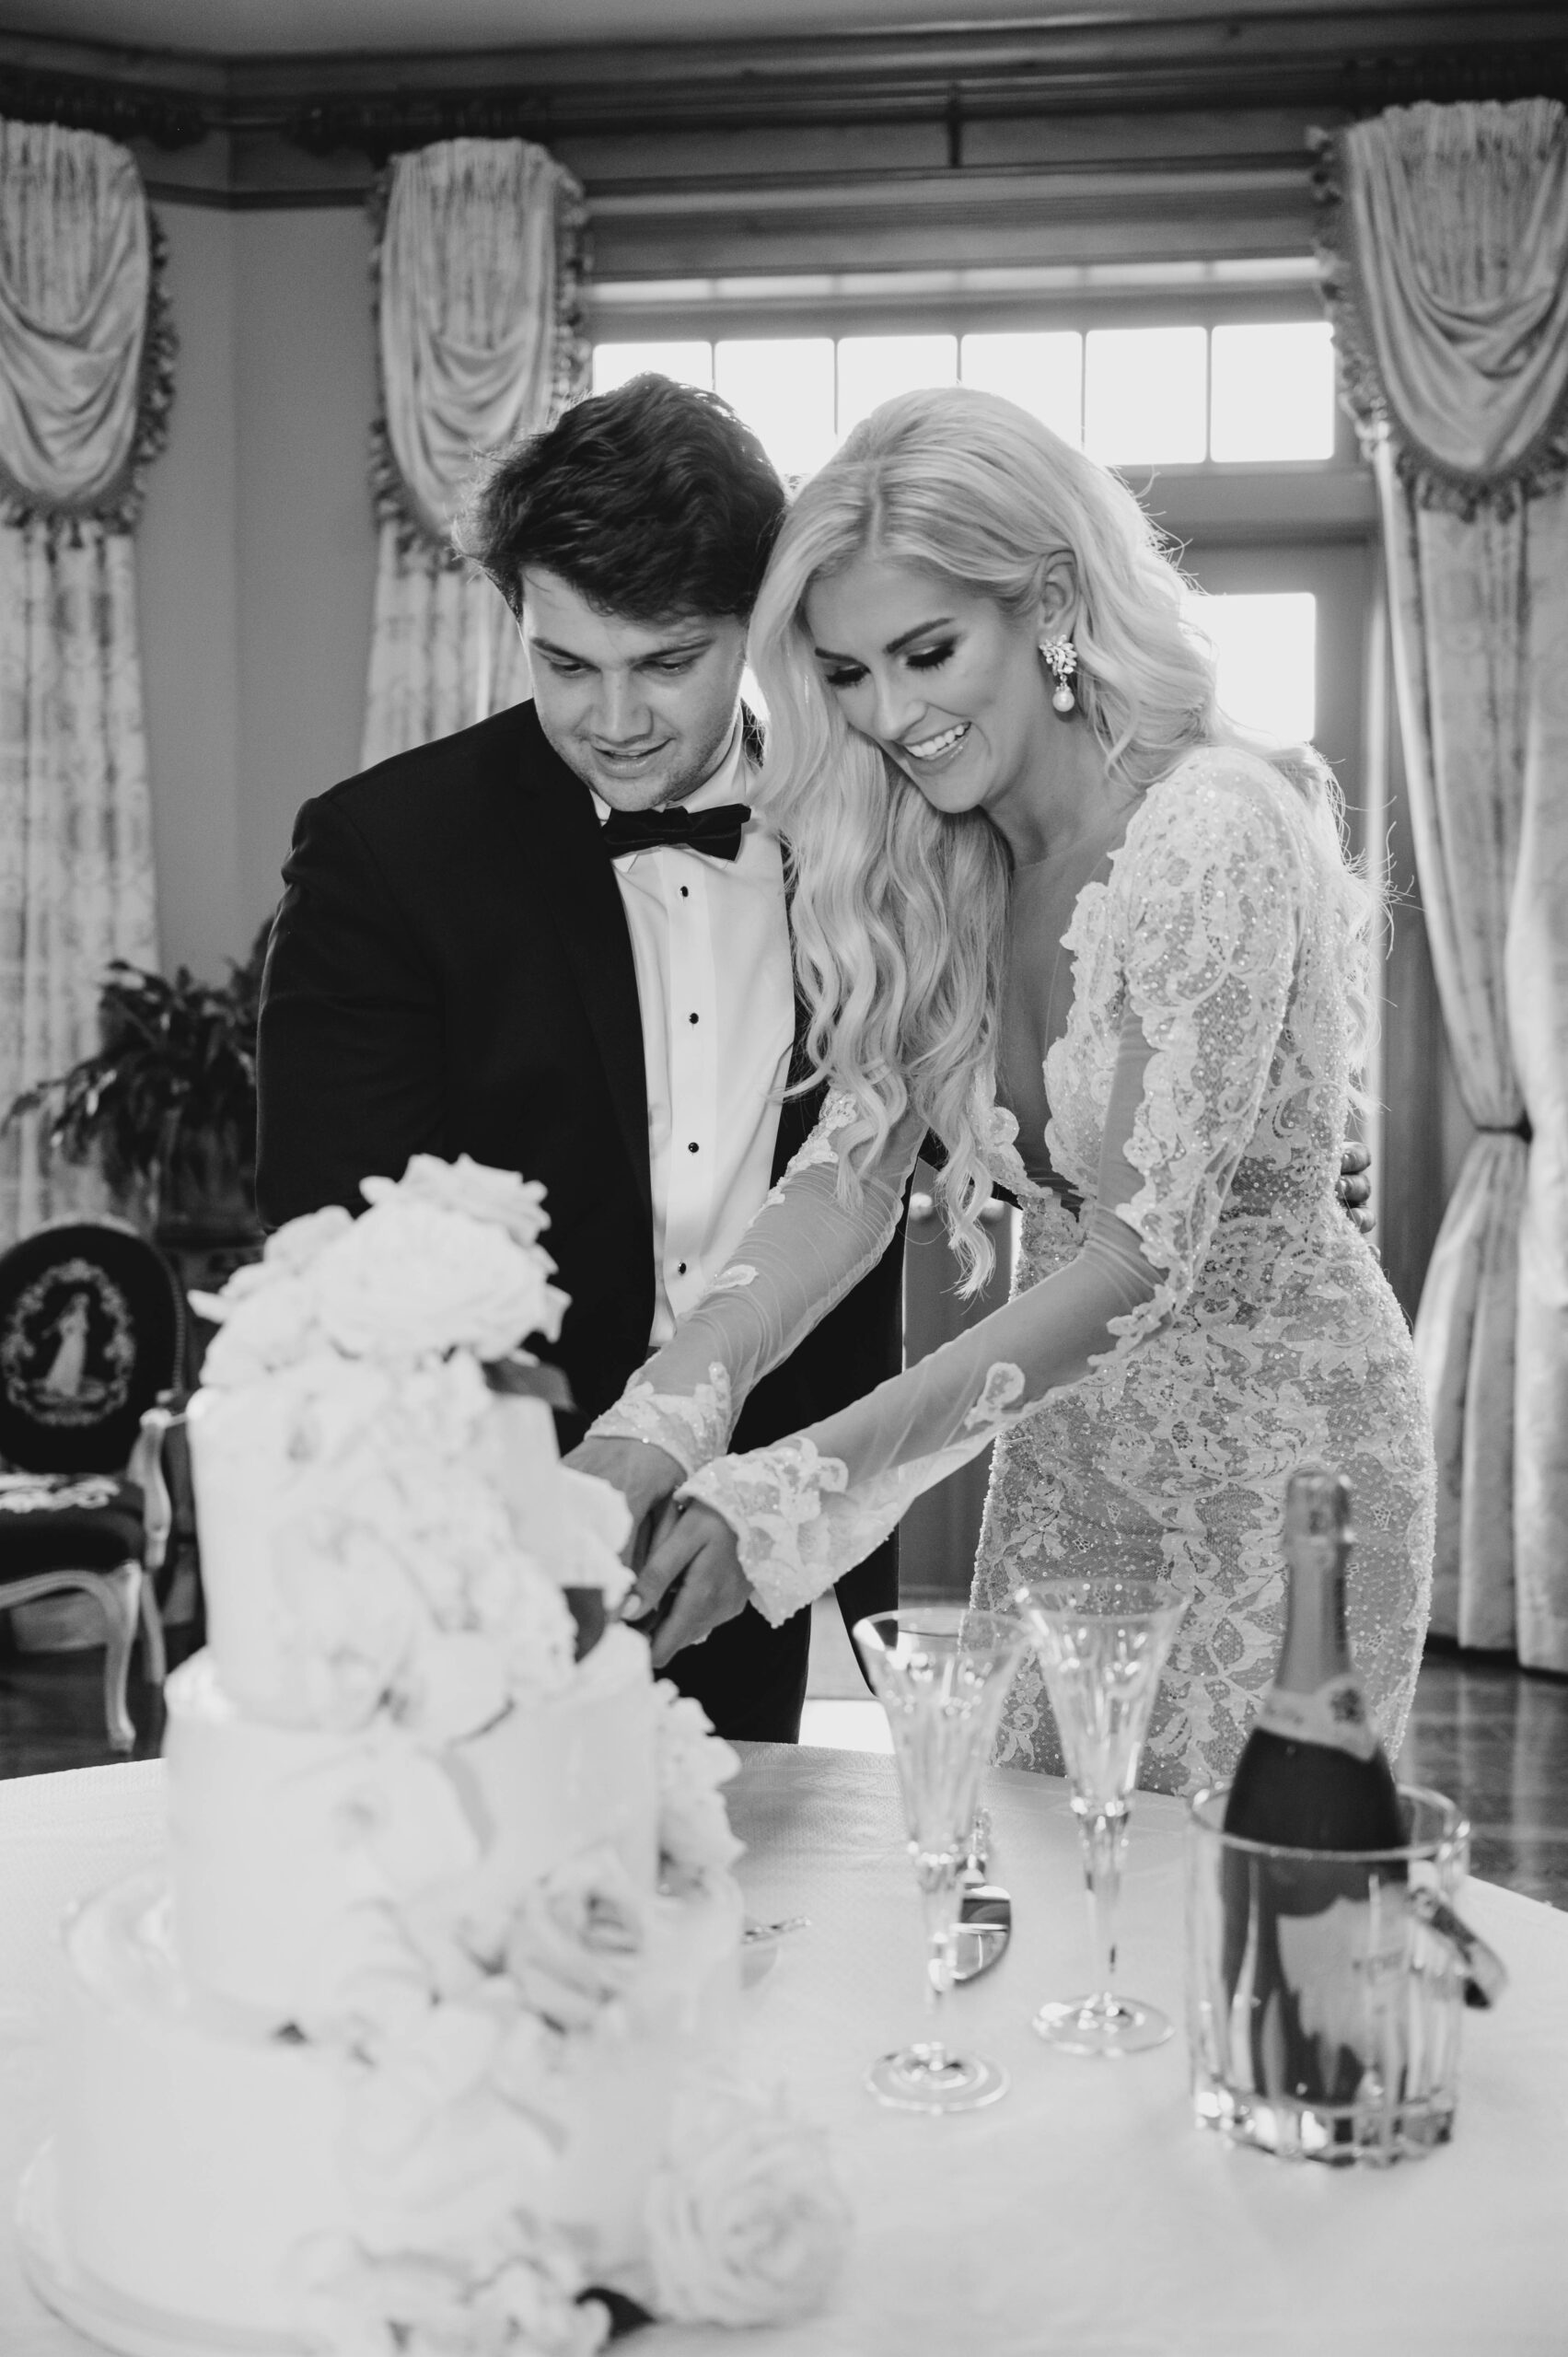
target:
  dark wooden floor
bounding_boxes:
[1,1615,1565,1910]
[0,1616,201,1778]
[1395,1643,1568,1909]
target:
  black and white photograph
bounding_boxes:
[0,1,1562,2349]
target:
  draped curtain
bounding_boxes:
[360,138,589,768]
[1315,99,1568,1666]
[0,119,168,1246]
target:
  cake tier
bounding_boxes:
[165,1630,659,2025]
[57,1869,742,2344]
[188,1360,389,1726]
[187,1366,570,1729]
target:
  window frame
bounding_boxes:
[588,286,1365,479]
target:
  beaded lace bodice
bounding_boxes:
[590,749,1433,1782]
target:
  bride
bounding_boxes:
[583,386,1434,1794]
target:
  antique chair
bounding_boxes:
[0,1219,185,1751]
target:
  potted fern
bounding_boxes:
[7,923,269,1248]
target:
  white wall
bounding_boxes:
[135,199,379,980]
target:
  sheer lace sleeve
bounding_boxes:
[1098,764,1303,1349]
[587,1090,926,1474]
[683,767,1307,1626]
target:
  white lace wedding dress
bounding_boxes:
[591,749,1435,1795]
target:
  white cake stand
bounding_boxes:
[17,2142,307,2357]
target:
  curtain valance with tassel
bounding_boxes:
[0,117,162,1244]
[359,137,589,768]
[1313,98,1568,515]
[0,117,172,530]
[371,136,588,555]
[1313,98,1568,1672]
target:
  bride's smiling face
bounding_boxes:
[804,552,1056,829]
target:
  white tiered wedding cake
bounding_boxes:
[19,1157,847,2356]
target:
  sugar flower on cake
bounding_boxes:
[193,1156,566,1381]
[380,1348,496,1470]
[254,1202,357,1276]
[365,1154,552,1250]
[264,1350,578,1728]
[396,1629,515,1747]
[189,1204,352,1369]
[295,1898,436,2057]
[483,1570,580,1701]
[274,1515,426,1734]
[337,1738,486,1898]
[644,2072,852,2328]
[293,2214,609,2357]
[652,1684,743,1886]
[341,1997,563,2258]
[316,1195,565,1364]
[504,1845,648,2036]
[195,1272,324,1387]
[546,1468,635,1611]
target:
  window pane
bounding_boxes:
[591,341,713,394]
[1184,589,1317,743]
[960,331,1083,444]
[714,338,836,480]
[836,334,958,438]
[1085,326,1207,465]
[1210,322,1336,463]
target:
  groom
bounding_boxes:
[255,374,901,1744]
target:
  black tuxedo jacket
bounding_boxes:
[255,701,904,1616]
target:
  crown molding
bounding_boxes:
[0,9,1562,169]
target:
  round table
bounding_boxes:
[0,1747,1560,2356]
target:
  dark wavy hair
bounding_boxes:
[456,375,786,623]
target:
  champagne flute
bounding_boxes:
[1012,1576,1189,2056]
[853,1607,1030,2112]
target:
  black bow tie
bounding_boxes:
[599,803,752,863]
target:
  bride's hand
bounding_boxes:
[622,1502,751,1668]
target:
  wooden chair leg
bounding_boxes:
[94,1564,141,1754]
[137,1573,167,1688]
[0,1567,146,1753]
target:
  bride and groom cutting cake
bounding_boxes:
[22,339,1440,2357]
[257,369,1434,1797]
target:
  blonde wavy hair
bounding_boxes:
[750,385,1375,1289]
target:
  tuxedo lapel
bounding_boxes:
[772,835,828,1181]
[499,715,653,1226]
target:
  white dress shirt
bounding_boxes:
[595,728,796,1348]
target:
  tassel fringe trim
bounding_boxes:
[365,146,592,570]
[1309,119,1568,520]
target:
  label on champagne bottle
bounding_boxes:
[1254,1675,1378,1763]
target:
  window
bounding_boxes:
[1210,323,1336,464]
[837,333,958,436]
[714,339,836,478]
[1086,326,1208,466]
[589,319,1339,481]
[958,331,1083,442]
[590,341,713,394]
[1182,589,1318,744]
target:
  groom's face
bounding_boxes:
[520,567,748,810]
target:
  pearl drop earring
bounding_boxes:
[1040,637,1078,716]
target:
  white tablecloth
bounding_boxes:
[0,1749,1560,2357]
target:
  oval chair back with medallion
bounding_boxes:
[0,1222,185,1750]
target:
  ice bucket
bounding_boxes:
[1185,1783,1495,2166]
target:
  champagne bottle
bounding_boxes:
[1221,1469,1406,2112]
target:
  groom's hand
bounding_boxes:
[1338,1139,1374,1237]
[561,1437,685,1563]
[623,1503,751,1668]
